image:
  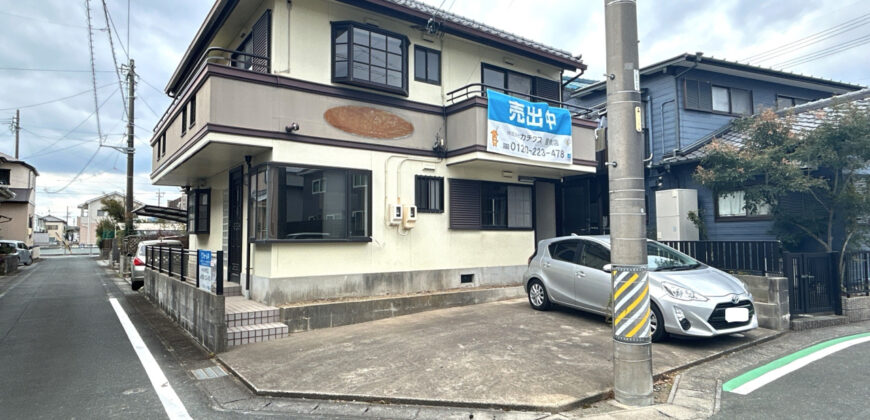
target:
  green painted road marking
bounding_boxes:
[723,332,870,394]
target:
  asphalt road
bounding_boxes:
[716,335,870,419]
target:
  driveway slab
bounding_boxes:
[219,298,778,411]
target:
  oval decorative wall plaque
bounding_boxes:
[324,106,414,139]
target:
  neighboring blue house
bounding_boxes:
[567,52,863,242]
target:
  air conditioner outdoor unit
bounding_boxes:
[654,189,699,241]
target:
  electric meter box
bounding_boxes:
[402,205,417,229]
[387,204,402,225]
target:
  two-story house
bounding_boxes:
[77,192,144,245]
[42,215,68,244]
[148,0,598,306]
[0,152,38,246]
[569,52,862,242]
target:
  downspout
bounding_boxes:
[244,155,253,292]
[671,54,701,155]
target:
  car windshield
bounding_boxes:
[0,243,17,254]
[647,241,700,271]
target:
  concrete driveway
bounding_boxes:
[219,298,778,411]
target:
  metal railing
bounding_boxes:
[144,245,224,295]
[660,240,784,276]
[445,83,595,118]
[843,251,870,295]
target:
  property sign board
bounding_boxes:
[486,89,572,164]
[198,250,216,293]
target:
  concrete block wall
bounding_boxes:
[738,275,790,331]
[841,296,870,322]
[144,269,227,353]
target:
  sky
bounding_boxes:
[1,0,868,223]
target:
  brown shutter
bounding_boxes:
[251,10,271,73]
[685,79,700,109]
[449,179,481,229]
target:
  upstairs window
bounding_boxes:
[414,46,441,85]
[481,63,561,103]
[0,169,10,185]
[685,79,753,116]
[188,96,196,128]
[776,95,809,110]
[181,107,187,136]
[332,21,408,96]
[231,10,271,73]
[187,189,210,234]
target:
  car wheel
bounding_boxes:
[650,302,668,342]
[527,279,551,311]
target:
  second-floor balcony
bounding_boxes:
[150,54,599,186]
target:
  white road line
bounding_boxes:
[109,298,192,420]
[729,335,870,395]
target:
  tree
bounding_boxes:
[100,197,126,224]
[94,218,116,244]
[695,105,870,276]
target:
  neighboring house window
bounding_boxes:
[332,21,408,95]
[249,164,372,241]
[181,107,187,135]
[716,191,771,219]
[231,10,271,73]
[187,189,210,234]
[685,78,753,115]
[449,179,532,230]
[776,95,809,110]
[415,175,444,213]
[189,96,196,128]
[47,225,57,231]
[481,63,561,103]
[97,210,107,217]
[0,169,9,185]
[414,46,440,85]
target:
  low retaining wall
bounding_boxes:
[144,269,226,353]
[842,295,870,322]
[737,275,790,331]
[0,255,19,275]
[281,286,525,333]
[251,265,526,307]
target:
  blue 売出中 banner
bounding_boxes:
[486,89,572,164]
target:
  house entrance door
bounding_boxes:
[228,166,244,284]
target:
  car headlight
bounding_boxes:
[662,282,708,301]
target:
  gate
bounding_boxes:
[784,252,839,314]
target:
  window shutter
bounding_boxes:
[685,79,700,109]
[251,10,271,73]
[449,179,481,229]
[698,80,713,111]
[507,186,532,228]
[534,77,561,103]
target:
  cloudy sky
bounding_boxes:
[1,0,868,223]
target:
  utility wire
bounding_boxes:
[775,34,870,69]
[0,11,89,29]
[743,12,870,63]
[138,94,162,118]
[104,2,129,59]
[100,0,128,113]
[138,76,165,96]
[44,144,103,193]
[84,0,105,144]
[0,82,114,112]
[0,67,114,73]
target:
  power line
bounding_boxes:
[0,11,89,29]
[0,67,114,73]
[138,94,162,118]
[775,34,870,69]
[742,12,870,63]
[138,76,165,96]
[0,82,114,112]
[44,144,103,193]
[100,0,128,113]
[84,0,105,144]
[104,2,129,60]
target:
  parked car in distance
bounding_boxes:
[132,239,183,291]
[523,235,757,342]
[0,240,31,266]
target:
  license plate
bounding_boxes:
[725,307,749,323]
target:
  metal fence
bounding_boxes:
[144,245,224,295]
[843,251,870,295]
[660,240,784,276]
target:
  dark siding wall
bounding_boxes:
[648,164,776,241]
[676,69,836,148]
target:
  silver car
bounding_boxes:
[523,235,757,342]
[0,240,32,266]
[131,239,183,290]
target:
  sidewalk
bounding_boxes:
[218,298,779,413]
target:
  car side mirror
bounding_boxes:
[603,264,612,272]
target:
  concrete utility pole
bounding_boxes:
[604,0,653,406]
[125,59,135,235]
[13,109,20,159]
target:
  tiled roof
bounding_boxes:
[382,0,583,67]
[663,88,870,165]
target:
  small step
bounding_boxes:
[225,296,280,327]
[227,322,288,347]
[790,314,848,331]
[223,282,242,297]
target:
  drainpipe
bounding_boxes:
[244,155,253,292]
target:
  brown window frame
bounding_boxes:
[331,21,409,96]
[414,45,441,85]
[684,78,754,116]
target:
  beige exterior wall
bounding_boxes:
[0,203,33,245]
[77,193,143,245]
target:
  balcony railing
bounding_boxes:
[445,83,595,118]
[144,245,224,295]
